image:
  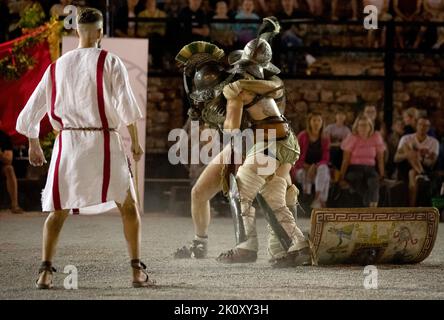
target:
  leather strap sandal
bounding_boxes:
[131,259,156,288]
[36,261,56,289]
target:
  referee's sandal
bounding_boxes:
[36,261,56,290]
[131,259,156,288]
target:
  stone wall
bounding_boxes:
[146,77,444,153]
[146,77,184,153]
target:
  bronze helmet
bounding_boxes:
[189,62,233,103]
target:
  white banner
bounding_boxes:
[62,37,148,212]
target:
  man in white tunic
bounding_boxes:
[16,8,155,289]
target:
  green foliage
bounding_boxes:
[18,3,46,29]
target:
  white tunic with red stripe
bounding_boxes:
[16,48,143,213]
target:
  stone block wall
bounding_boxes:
[146,77,444,153]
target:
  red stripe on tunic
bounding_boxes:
[53,133,63,211]
[96,50,110,203]
[50,62,63,211]
[50,63,63,127]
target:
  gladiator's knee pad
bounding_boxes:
[236,166,266,213]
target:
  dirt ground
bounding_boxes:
[0,211,443,300]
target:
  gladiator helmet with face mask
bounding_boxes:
[176,41,234,127]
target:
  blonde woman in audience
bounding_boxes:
[340,115,385,207]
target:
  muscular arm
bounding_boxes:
[224,96,243,131]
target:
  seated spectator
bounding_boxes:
[229,0,270,17]
[137,0,167,68]
[423,0,444,48]
[178,0,210,45]
[363,104,384,132]
[234,0,260,47]
[394,116,439,206]
[393,0,425,48]
[402,107,419,135]
[210,0,235,49]
[137,0,167,38]
[294,0,316,17]
[339,115,385,207]
[331,0,359,20]
[292,112,331,209]
[387,117,405,178]
[364,0,392,48]
[0,123,23,214]
[324,109,351,170]
[50,0,72,18]
[163,0,183,18]
[364,104,388,163]
[275,0,309,74]
[114,0,142,37]
[306,0,325,18]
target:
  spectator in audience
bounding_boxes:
[324,109,351,171]
[363,104,383,131]
[114,0,142,37]
[402,107,419,135]
[423,0,444,48]
[0,121,23,214]
[137,0,167,68]
[387,117,405,178]
[137,0,167,37]
[294,0,315,17]
[234,0,260,47]
[393,0,425,48]
[50,0,72,18]
[364,0,392,48]
[292,112,331,209]
[306,0,325,18]
[331,0,359,21]
[163,0,184,18]
[178,0,210,45]
[230,0,271,17]
[210,0,235,49]
[339,114,385,207]
[276,0,309,74]
[394,116,439,206]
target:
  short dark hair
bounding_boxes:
[77,7,103,25]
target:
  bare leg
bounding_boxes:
[2,165,19,209]
[37,209,69,287]
[190,145,230,237]
[116,191,148,283]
